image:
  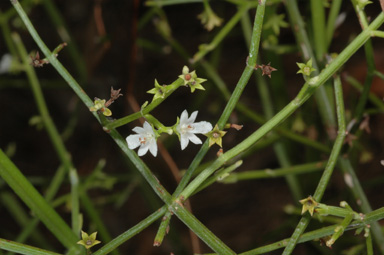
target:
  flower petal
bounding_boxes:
[192,121,213,134]
[126,134,141,149]
[138,143,150,156]
[179,110,188,124]
[143,121,154,134]
[188,111,198,123]
[188,133,202,145]
[149,140,158,157]
[180,135,189,150]
[132,126,145,134]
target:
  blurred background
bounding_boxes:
[1,0,384,254]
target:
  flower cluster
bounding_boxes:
[126,110,213,156]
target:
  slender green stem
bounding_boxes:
[69,169,81,235]
[11,3,239,253]
[107,126,236,254]
[0,238,63,255]
[93,207,166,255]
[179,31,384,198]
[313,76,345,201]
[326,0,343,49]
[310,0,326,61]
[45,165,67,202]
[79,193,118,255]
[367,229,373,255]
[371,30,384,37]
[339,158,384,253]
[192,3,251,63]
[105,78,184,130]
[202,55,330,153]
[374,70,384,80]
[0,149,80,252]
[351,3,376,122]
[0,193,50,249]
[282,75,346,255]
[345,74,384,112]
[156,0,267,244]
[145,0,202,6]
[41,0,87,83]
[222,161,326,182]
[0,11,18,57]
[254,64,302,200]
[326,212,354,246]
[11,32,73,173]
[354,40,375,121]
[285,0,337,133]
[11,0,96,111]
[238,207,384,255]
[193,160,243,194]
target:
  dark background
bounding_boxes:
[1,1,384,254]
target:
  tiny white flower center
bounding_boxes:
[180,124,194,134]
[139,132,154,145]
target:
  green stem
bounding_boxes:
[41,0,87,83]
[145,0,203,6]
[0,149,80,252]
[310,0,326,61]
[105,78,184,130]
[255,66,302,201]
[367,229,373,255]
[326,0,343,49]
[12,31,84,240]
[354,40,375,121]
[92,207,167,255]
[222,161,326,182]
[107,127,236,254]
[339,158,384,253]
[371,30,384,37]
[0,193,51,250]
[238,207,384,255]
[155,0,267,245]
[0,238,63,255]
[193,160,243,194]
[285,0,337,133]
[11,32,73,174]
[345,74,384,112]
[351,3,376,122]
[11,0,96,112]
[79,193,118,255]
[313,76,346,201]
[70,169,81,235]
[192,3,251,63]
[326,213,354,247]
[11,3,235,253]
[201,60,330,153]
[282,75,346,255]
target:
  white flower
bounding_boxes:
[126,121,158,157]
[176,110,213,150]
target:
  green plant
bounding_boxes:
[1,0,384,254]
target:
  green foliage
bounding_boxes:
[1,0,384,255]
